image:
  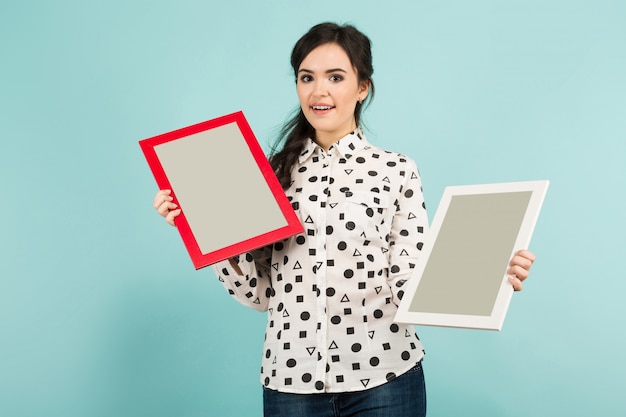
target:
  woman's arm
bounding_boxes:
[386,158,429,305]
[152,189,273,311]
[212,246,274,312]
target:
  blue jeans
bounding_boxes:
[263,362,426,417]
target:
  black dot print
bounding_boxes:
[214,129,427,393]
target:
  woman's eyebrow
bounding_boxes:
[298,68,348,74]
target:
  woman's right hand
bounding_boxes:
[153,189,181,226]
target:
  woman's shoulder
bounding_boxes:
[362,142,419,169]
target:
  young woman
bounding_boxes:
[153,22,535,417]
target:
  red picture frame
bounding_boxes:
[139,111,303,269]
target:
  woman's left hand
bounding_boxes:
[507,249,536,291]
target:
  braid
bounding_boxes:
[269,109,314,189]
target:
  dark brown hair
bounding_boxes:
[270,22,375,189]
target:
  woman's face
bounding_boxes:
[297,42,369,148]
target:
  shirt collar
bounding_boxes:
[298,128,368,163]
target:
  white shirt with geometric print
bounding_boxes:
[213,128,429,394]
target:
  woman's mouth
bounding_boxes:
[311,105,335,114]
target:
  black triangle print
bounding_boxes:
[411,172,418,179]
[329,203,338,208]
[307,347,316,356]
[253,297,260,304]
[268,308,274,315]
[361,379,370,388]
[329,341,338,350]
[368,331,375,339]
[340,294,350,303]
[272,356,277,364]
[381,247,389,254]
[353,249,362,256]
[293,261,302,270]
[360,232,367,238]
[218,277,224,282]
[345,169,353,175]
[316,261,323,270]
[405,329,412,337]
[283,309,290,317]
[272,263,279,271]
[408,212,416,219]
[374,286,382,294]
[305,215,314,223]
[382,176,390,183]
[400,249,409,256]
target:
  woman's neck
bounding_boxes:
[314,126,358,151]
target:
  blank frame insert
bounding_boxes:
[139,111,303,269]
[394,180,549,330]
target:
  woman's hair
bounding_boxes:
[270,22,375,189]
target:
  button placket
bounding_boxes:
[313,149,333,389]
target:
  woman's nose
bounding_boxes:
[312,80,329,97]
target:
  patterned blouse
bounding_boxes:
[213,128,429,394]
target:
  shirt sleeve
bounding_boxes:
[211,245,274,312]
[387,157,429,305]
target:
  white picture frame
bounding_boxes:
[394,180,549,330]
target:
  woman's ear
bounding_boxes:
[359,79,371,99]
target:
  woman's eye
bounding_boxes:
[330,74,343,82]
[299,75,313,83]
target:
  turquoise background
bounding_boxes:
[1,0,625,416]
